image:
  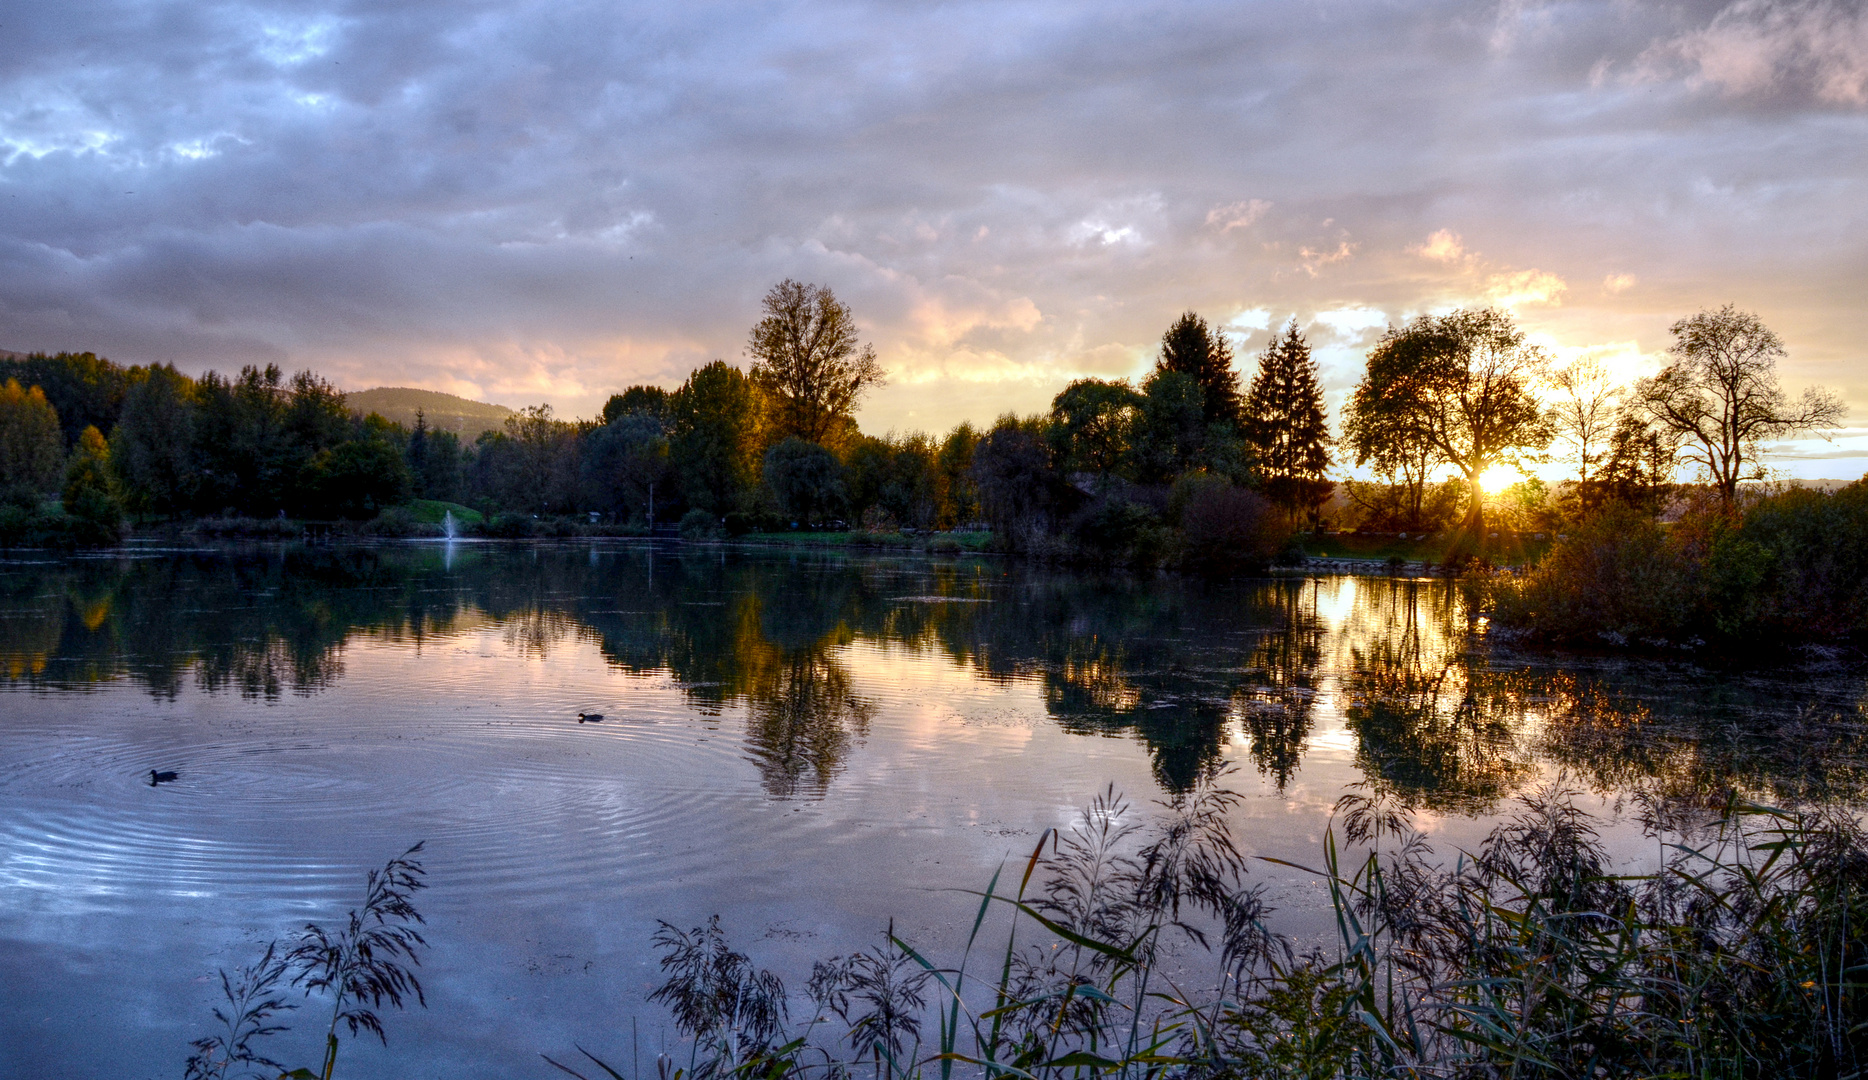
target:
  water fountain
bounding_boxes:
[443,510,457,540]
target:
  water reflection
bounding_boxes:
[3,543,1865,805]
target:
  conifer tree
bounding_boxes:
[1243,321,1332,521]
[1155,312,1241,427]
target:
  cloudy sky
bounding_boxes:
[3,0,1866,476]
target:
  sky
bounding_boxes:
[3,0,1866,479]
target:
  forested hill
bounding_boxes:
[343,387,513,436]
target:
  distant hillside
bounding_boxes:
[346,387,514,436]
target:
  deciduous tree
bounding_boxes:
[1347,308,1553,539]
[747,280,884,446]
[669,361,764,513]
[1549,356,1619,485]
[763,437,843,526]
[1049,378,1142,487]
[1631,305,1844,505]
[0,378,66,506]
[112,364,196,517]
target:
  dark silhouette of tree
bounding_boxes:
[1128,370,1206,483]
[1049,378,1141,486]
[763,437,844,525]
[1632,305,1843,505]
[935,422,979,527]
[1346,309,1552,541]
[302,437,413,519]
[1155,312,1240,427]
[971,416,1064,547]
[747,280,884,446]
[1586,411,1678,513]
[669,361,763,514]
[603,385,671,425]
[1243,322,1333,521]
[112,364,196,517]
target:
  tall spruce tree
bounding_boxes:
[1243,321,1332,520]
[1154,312,1241,427]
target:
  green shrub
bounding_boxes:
[361,506,421,538]
[680,507,720,540]
[1492,484,1868,647]
[476,512,535,539]
[1488,503,1695,644]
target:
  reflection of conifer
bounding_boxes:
[1243,322,1333,521]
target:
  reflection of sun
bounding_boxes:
[1479,465,1522,493]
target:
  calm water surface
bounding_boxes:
[2,541,1864,1079]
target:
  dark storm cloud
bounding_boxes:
[2,0,1864,465]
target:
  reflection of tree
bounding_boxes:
[1233,582,1325,790]
[0,549,479,700]
[1342,582,1534,813]
[742,648,873,796]
[10,543,1866,807]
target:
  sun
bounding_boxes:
[1479,464,1523,494]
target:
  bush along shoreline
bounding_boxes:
[1483,481,1868,651]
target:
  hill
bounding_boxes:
[345,387,514,436]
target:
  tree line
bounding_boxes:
[0,281,1846,570]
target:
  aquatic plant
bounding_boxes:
[183,843,428,1080]
[184,944,296,1080]
[562,781,1866,1080]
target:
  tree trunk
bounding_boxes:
[1462,471,1486,544]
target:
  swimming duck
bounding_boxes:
[577,713,604,723]
[148,769,178,785]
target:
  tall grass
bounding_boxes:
[185,843,428,1080]
[560,783,1865,1080]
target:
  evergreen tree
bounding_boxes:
[1154,312,1240,427]
[1243,322,1333,520]
[406,410,430,498]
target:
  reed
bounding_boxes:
[558,781,1865,1080]
[183,843,429,1080]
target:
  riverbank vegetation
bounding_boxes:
[575,781,1867,1080]
[2,292,1852,638]
[180,784,1866,1080]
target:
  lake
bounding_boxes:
[2,541,1863,1079]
